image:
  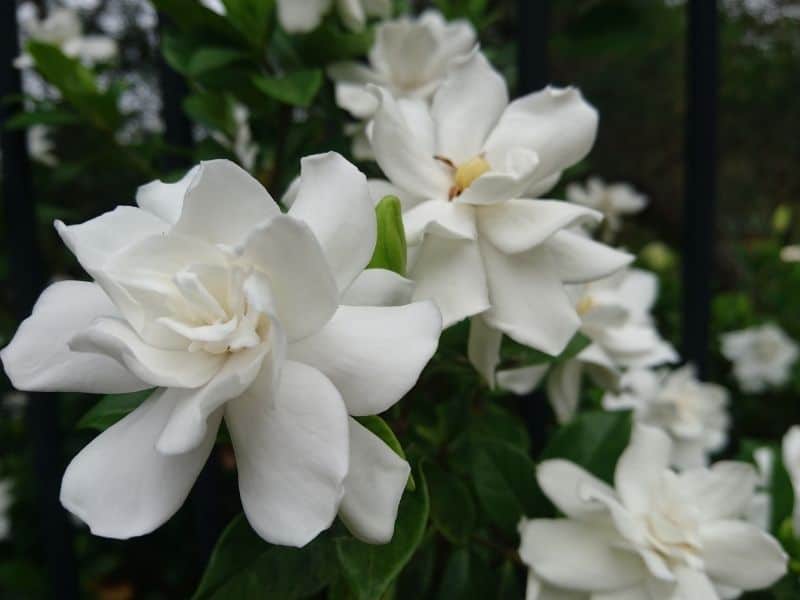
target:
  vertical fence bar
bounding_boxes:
[156,13,220,566]
[517,0,552,452]
[0,3,79,598]
[682,0,718,379]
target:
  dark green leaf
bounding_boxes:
[77,390,152,431]
[469,403,530,453]
[367,195,407,276]
[222,0,275,49]
[183,92,235,133]
[422,461,475,544]
[335,467,429,600]
[252,70,323,107]
[356,415,414,490]
[4,109,79,130]
[188,47,249,76]
[192,514,336,600]
[435,548,495,599]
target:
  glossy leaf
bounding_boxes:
[77,390,152,431]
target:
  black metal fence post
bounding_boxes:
[0,2,79,598]
[682,0,719,379]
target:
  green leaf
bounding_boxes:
[335,467,429,600]
[183,92,235,133]
[367,196,407,276]
[77,390,152,431]
[435,548,495,599]
[188,46,249,76]
[222,0,275,49]
[4,109,79,130]
[503,331,591,367]
[540,410,633,483]
[469,438,543,533]
[469,403,530,453]
[192,514,336,600]
[252,70,323,107]
[356,415,414,490]
[422,461,475,544]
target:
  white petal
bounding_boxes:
[342,269,414,306]
[404,199,477,244]
[135,166,199,224]
[525,573,586,600]
[339,417,410,543]
[334,81,380,118]
[336,0,366,31]
[699,520,787,590]
[288,303,441,416]
[467,315,502,387]
[173,159,279,246]
[456,148,540,206]
[431,51,508,163]
[408,237,489,328]
[60,390,220,539]
[496,364,549,395]
[1,281,147,393]
[673,568,719,600]
[477,200,600,254]
[678,461,758,521]
[225,360,349,546]
[547,360,583,423]
[546,230,633,284]
[484,86,598,185]
[536,460,616,520]
[782,426,800,533]
[369,87,451,199]
[518,519,645,592]
[367,178,424,211]
[288,152,377,292]
[614,424,672,513]
[371,20,439,90]
[55,206,168,273]
[277,0,331,32]
[240,214,339,340]
[69,318,224,389]
[481,241,581,356]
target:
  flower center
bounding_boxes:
[435,154,491,200]
[576,295,595,316]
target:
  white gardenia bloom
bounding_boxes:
[604,366,730,469]
[519,424,788,599]
[720,323,799,393]
[0,153,441,547]
[15,8,117,69]
[494,267,678,423]
[277,0,391,33]
[369,51,632,358]
[782,426,800,535]
[27,125,58,166]
[0,479,11,541]
[566,177,647,241]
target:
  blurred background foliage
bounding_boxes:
[1,0,799,597]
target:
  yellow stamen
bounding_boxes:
[576,296,595,316]
[454,155,491,192]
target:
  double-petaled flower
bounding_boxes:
[566,177,648,242]
[720,323,799,393]
[1,153,441,547]
[520,425,787,599]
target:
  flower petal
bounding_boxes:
[481,241,581,356]
[477,199,600,255]
[225,360,349,546]
[277,0,331,32]
[404,199,477,243]
[496,365,549,395]
[288,152,377,293]
[60,390,220,539]
[518,519,645,592]
[614,424,672,513]
[699,520,787,590]
[547,360,584,423]
[69,317,224,389]
[288,302,440,416]
[537,459,616,520]
[678,461,758,521]
[135,166,199,225]
[173,159,279,246]
[455,148,540,206]
[408,236,489,328]
[484,86,598,185]
[1,281,148,394]
[339,417,411,543]
[431,51,508,163]
[467,315,502,387]
[341,269,414,306]
[546,231,633,284]
[240,214,339,340]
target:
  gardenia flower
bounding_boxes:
[566,177,647,242]
[369,51,631,357]
[328,10,475,158]
[27,125,58,167]
[15,8,117,69]
[783,426,800,535]
[519,424,787,599]
[720,323,799,393]
[277,0,391,33]
[603,366,730,469]
[0,479,11,541]
[494,267,677,423]
[1,153,441,547]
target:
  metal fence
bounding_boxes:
[0,1,718,596]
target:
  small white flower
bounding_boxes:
[566,177,647,242]
[0,479,12,541]
[277,0,392,34]
[783,426,800,536]
[519,424,788,599]
[721,323,799,393]
[15,8,117,69]
[369,51,631,357]
[27,125,58,166]
[1,153,441,547]
[604,366,730,469]
[781,245,800,262]
[211,104,259,172]
[495,268,678,423]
